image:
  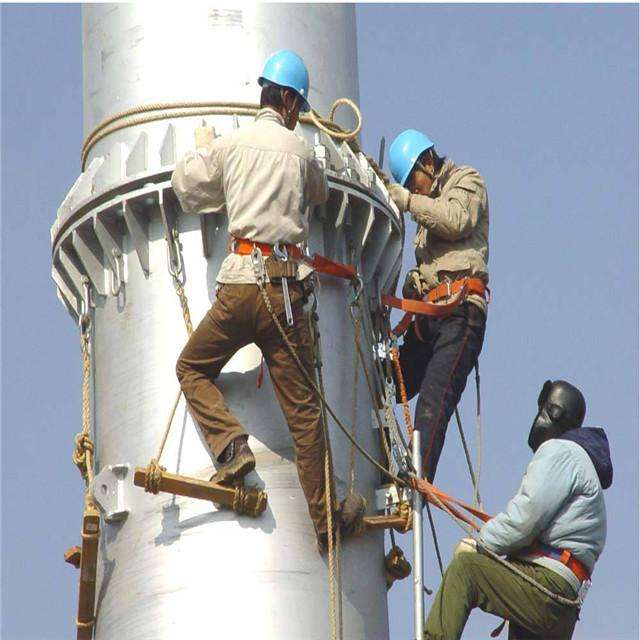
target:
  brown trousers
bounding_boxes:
[176,281,328,533]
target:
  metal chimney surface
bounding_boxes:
[52,4,403,639]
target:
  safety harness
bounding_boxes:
[383,276,489,336]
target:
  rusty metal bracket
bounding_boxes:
[75,492,100,640]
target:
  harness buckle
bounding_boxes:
[251,247,266,284]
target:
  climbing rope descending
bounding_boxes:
[474,363,483,509]
[72,327,95,484]
[454,407,482,509]
[308,297,343,640]
[143,241,194,493]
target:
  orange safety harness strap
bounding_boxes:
[231,237,357,281]
[307,253,357,280]
[231,237,304,259]
[383,277,488,336]
[526,541,591,583]
[412,476,492,531]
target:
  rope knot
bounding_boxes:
[72,433,95,480]
[144,458,166,494]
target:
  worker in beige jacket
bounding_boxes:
[171,50,362,546]
[387,129,489,481]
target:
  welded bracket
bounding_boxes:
[375,483,410,511]
[90,463,131,522]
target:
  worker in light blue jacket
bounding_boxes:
[424,379,613,640]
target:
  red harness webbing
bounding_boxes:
[231,237,357,281]
[411,476,492,531]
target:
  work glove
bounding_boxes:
[194,124,215,151]
[453,538,477,559]
[402,270,422,300]
[388,183,411,212]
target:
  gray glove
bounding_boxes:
[388,183,411,212]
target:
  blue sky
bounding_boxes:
[1,4,638,639]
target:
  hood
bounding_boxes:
[559,427,613,489]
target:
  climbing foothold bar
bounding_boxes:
[133,468,268,518]
[363,501,412,533]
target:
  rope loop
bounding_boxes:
[309,97,363,142]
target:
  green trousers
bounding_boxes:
[424,553,579,640]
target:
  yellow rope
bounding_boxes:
[311,307,342,640]
[143,271,194,484]
[72,332,95,485]
[81,99,366,170]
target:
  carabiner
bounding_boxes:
[110,248,123,296]
[351,275,364,306]
[166,228,184,283]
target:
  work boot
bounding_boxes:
[339,492,366,537]
[317,493,367,554]
[210,436,255,486]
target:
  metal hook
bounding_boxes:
[79,276,92,333]
[166,228,184,283]
[273,242,288,261]
[351,275,364,306]
[110,248,123,296]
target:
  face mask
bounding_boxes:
[528,380,586,452]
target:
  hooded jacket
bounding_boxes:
[479,428,612,593]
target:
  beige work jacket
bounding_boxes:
[171,108,329,283]
[406,158,489,312]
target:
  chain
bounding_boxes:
[143,252,194,486]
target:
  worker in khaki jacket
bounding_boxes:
[171,50,363,547]
[387,129,489,481]
[424,380,612,639]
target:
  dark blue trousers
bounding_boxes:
[398,302,486,481]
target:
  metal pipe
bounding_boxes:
[412,430,424,639]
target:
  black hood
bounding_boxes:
[559,427,613,489]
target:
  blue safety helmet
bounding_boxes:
[389,129,435,186]
[258,49,311,112]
